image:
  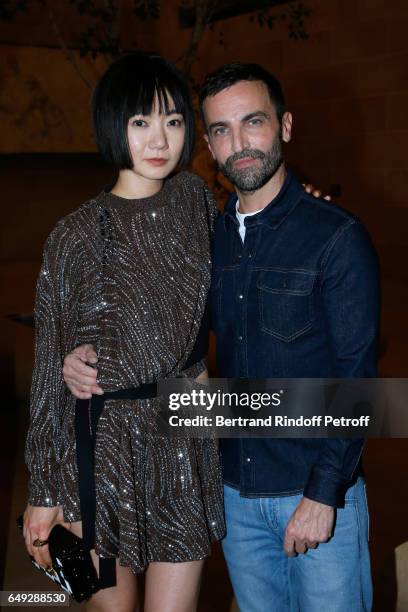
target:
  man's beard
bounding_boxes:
[218,135,284,193]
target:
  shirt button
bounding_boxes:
[238,294,244,300]
[246,457,251,462]
[238,335,243,341]
[248,253,253,258]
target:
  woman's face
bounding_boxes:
[126,92,186,180]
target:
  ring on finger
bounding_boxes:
[33,538,49,547]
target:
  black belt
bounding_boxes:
[75,383,157,588]
[73,309,208,588]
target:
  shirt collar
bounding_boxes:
[223,170,304,232]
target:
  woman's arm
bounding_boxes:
[25,222,68,506]
[24,220,81,563]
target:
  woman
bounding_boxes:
[23,52,225,612]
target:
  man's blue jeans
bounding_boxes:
[222,478,372,611]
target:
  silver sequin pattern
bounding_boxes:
[25,171,225,572]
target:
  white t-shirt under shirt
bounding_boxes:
[235,200,263,243]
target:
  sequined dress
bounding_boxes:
[25,171,225,572]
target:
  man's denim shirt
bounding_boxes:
[211,171,380,507]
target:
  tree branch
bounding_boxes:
[182,0,217,79]
[93,0,121,57]
[45,0,94,91]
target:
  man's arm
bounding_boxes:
[284,220,380,555]
[303,220,380,504]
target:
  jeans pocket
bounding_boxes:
[257,269,316,342]
[345,479,370,544]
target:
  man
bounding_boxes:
[63,64,379,610]
[198,63,379,611]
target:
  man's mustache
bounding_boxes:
[225,149,266,166]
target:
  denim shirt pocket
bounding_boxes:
[257,269,317,342]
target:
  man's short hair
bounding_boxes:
[93,52,195,169]
[199,63,285,130]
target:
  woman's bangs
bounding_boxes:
[125,74,185,118]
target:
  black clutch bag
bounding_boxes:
[17,515,100,602]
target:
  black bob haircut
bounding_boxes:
[199,63,285,130]
[92,52,195,169]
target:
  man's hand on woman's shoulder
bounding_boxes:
[303,182,332,201]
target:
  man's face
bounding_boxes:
[202,80,292,192]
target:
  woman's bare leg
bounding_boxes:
[70,521,139,612]
[144,560,204,612]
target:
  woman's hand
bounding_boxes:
[23,505,70,568]
[62,344,103,399]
